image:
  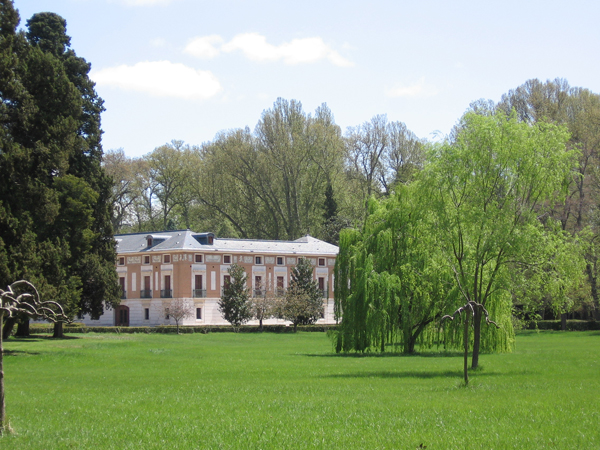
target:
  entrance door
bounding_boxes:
[115,305,130,326]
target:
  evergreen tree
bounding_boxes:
[218,264,252,331]
[0,3,118,336]
[25,12,119,329]
[279,258,322,331]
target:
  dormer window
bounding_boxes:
[146,234,169,249]
[192,233,216,245]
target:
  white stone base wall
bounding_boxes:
[79,297,337,327]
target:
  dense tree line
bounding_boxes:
[105,99,424,244]
[104,78,600,334]
[0,2,119,336]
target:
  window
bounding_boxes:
[195,254,203,263]
[196,308,202,320]
[118,257,125,266]
[318,258,326,267]
[119,277,126,299]
[318,277,326,298]
[144,255,150,265]
[144,308,150,320]
[165,309,170,320]
[162,275,172,298]
[223,255,231,264]
[276,276,285,296]
[141,276,152,298]
[223,275,231,288]
[163,254,171,264]
[276,256,284,265]
[255,256,263,265]
[254,276,263,297]
[194,275,205,298]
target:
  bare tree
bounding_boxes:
[103,149,140,232]
[442,301,499,385]
[164,299,194,334]
[345,114,389,204]
[345,115,424,205]
[1,281,69,434]
[251,280,281,331]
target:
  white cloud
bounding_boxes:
[90,61,222,100]
[185,32,353,67]
[184,35,224,59]
[386,77,438,98]
[150,37,167,48]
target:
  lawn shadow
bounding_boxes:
[322,369,509,379]
[2,349,41,356]
[4,334,82,343]
[7,336,46,343]
[303,350,465,358]
[24,334,82,341]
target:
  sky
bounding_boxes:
[14,0,600,158]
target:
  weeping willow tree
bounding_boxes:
[333,184,459,353]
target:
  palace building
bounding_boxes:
[80,230,339,327]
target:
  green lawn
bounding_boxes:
[1,330,599,449]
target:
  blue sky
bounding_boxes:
[14,0,600,158]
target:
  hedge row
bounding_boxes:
[526,320,600,331]
[26,320,599,334]
[27,324,338,334]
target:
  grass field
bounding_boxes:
[1,330,599,449]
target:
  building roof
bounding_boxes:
[115,230,339,256]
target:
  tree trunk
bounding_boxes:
[406,334,416,354]
[53,322,64,338]
[293,322,298,333]
[586,263,598,319]
[561,313,567,331]
[471,307,482,369]
[259,318,263,332]
[0,312,6,434]
[463,312,469,385]
[15,319,30,337]
[2,317,16,340]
